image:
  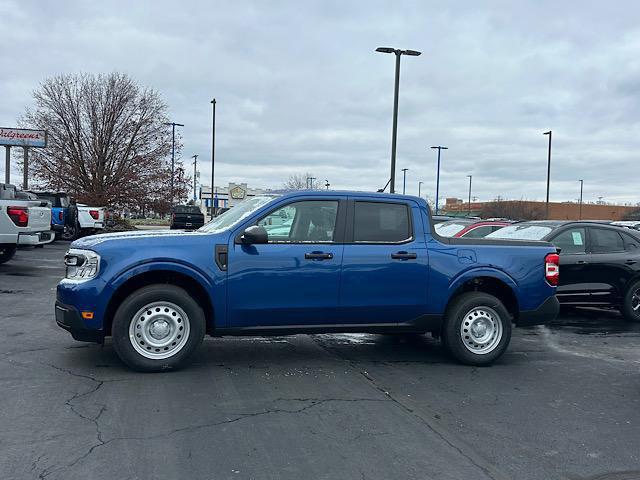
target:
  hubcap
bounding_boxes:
[129,301,190,360]
[632,289,640,312]
[460,306,503,355]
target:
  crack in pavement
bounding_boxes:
[310,335,513,480]
[32,368,388,480]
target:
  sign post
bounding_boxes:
[0,127,47,187]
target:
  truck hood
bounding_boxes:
[71,229,213,250]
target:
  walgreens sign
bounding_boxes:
[0,127,47,148]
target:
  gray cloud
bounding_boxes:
[1,0,639,205]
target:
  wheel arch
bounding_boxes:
[447,272,519,322]
[104,268,215,336]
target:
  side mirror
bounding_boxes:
[241,225,268,245]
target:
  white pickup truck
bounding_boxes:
[61,203,106,240]
[0,183,54,264]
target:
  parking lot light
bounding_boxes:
[430,146,448,214]
[543,130,552,219]
[376,46,422,194]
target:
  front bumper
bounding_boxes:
[18,231,55,246]
[55,301,103,343]
[517,295,560,327]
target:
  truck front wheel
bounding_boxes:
[442,292,512,366]
[112,284,206,372]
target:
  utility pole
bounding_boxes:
[418,181,423,198]
[467,175,473,216]
[210,98,216,216]
[192,155,198,201]
[164,122,184,204]
[543,130,552,219]
[375,47,421,193]
[431,146,448,214]
[579,179,584,220]
[401,168,408,194]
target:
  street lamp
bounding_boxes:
[191,155,198,201]
[579,179,584,220]
[543,130,552,219]
[325,179,330,190]
[467,175,473,216]
[164,121,184,204]
[401,168,409,194]
[431,146,448,214]
[418,181,423,198]
[210,99,216,216]
[376,46,421,194]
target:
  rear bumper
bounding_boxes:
[517,296,560,327]
[52,224,64,232]
[18,231,55,246]
[55,301,103,343]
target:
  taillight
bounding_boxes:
[58,210,64,221]
[89,210,99,220]
[545,253,560,286]
[7,206,29,227]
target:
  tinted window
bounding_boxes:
[550,228,586,254]
[590,228,624,253]
[258,200,338,243]
[353,202,410,242]
[461,225,494,238]
[623,233,639,250]
[173,206,202,214]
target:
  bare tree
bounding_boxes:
[283,172,321,190]
[21,72,190,207]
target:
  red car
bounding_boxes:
[435,219,512,238]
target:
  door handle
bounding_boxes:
[391,251,417,260]
[304,252,333,260]
[576,260,588,265]
[625,259,637,265]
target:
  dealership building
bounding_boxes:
[199,183,281,215]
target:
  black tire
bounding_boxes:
[442,292,512,366]
[62,222,80,241]
[112,284,206,372]
[621,280,640,323]
[0,245,17,264]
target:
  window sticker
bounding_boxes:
[572,231,584,245]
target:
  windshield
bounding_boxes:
[485,224,553,240]
[198,196,276,233]
[435,222,469,237]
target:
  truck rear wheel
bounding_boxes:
[442,292,512,366]
[112,284,206,372]
[0,245,17,264]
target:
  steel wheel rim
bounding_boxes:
[129,301,190,359]
[632,289,640,312]
[460,306,503,354]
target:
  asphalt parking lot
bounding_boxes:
[1,242,639,480]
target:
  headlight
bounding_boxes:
[64,249,100,281]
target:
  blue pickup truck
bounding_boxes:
[56,191,560,371]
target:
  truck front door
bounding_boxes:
[226,198,346,327]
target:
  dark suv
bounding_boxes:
[487,221,640,321]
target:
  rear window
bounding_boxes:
[353,202,411,243]
[435,222,470,237]
[173,206,202,214]
[486,224,553,240]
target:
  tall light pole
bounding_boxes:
[191,155,198,201]
[467,175,473,216]
[325,179,330,190]
[401,168,409,194]
[431,146,448,214]
[164,122,184,204]
[210,99,216,216]
[418,181,423,198]
[375,46,421,194]
[579,179,584,220]
[543,130,552,219]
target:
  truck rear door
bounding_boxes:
[339,199,430,325]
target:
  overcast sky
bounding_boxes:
[1,0,639,204]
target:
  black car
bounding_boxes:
[487,221,640,321]
[170,205,205,230]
